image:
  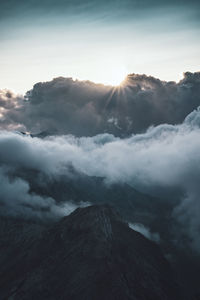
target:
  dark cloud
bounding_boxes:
[23,78,113,136]
[121,72,200,132]
[2,72,200,136]
[0,89,25,131]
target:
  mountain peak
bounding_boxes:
[0,205,186,300]
[58,204,124,242]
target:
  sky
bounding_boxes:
[0,0,200,93]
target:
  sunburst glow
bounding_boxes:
[102,67,127,86]
[88,65,127,87]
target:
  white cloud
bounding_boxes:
[129,223,160,242]
[1,106,200,250]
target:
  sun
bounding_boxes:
[88,64,127,87]
[101,67,127,86]
[74,64,127,87]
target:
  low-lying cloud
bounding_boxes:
[1,105,200,250]
[0,163,88,219]
[129,223,160,243]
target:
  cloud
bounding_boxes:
[0,164,88,219]
[1,72,200,136]
[0,89,25,131]
[20,78,111,135]
[1,72,200,251]
[23,72,200,135]
[129,223,160,243]
[1,105,200,250]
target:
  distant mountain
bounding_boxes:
[0,205,186,300]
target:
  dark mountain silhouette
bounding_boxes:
[0,205,186,300]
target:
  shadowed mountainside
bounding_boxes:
[0,205,186,300]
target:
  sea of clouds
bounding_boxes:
[0,72,200,252]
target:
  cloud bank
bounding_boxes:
[1,72,200,136]
[1,104,200,250]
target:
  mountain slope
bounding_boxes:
[0,205,185,300]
